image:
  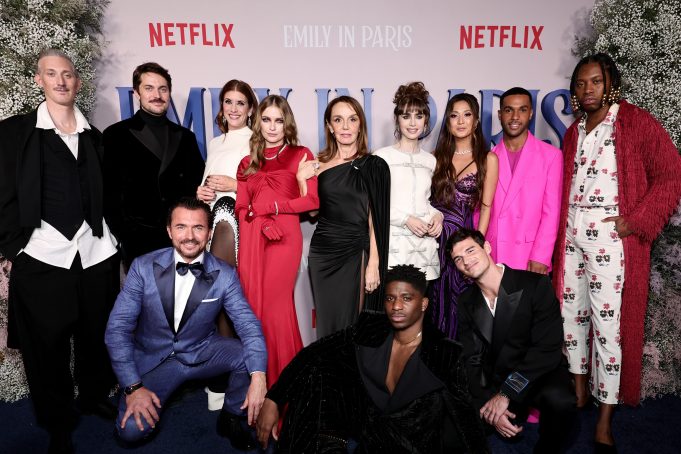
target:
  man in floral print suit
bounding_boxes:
[554,53,681,452]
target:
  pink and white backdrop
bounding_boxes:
[93,0,595,344]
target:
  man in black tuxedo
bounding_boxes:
[103,62,204,269]
[0,49,119,454]
[451,228,576,453]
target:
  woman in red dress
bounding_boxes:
[235,95,319,386]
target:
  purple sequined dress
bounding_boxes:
[431,172,477,338]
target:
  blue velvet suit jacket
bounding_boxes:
[105,248,266,388]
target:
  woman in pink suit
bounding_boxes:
[235,95,319,386]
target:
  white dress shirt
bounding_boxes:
[20,102,118,269]
[173,251,205,332]
[481,264,506,316]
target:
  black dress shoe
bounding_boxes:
[76,399,118,420]
[48,430,74,454]
[594,441,617,454]
[216,410,256,451]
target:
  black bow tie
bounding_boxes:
[176,262,204,277]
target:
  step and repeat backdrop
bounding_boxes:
[94,0,594,344]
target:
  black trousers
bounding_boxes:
[9,252,119,431]
[508,366,577,454]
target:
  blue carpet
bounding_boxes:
[1,389,679,453]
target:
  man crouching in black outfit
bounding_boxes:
[451,228,576,453]
[256,264,488,453]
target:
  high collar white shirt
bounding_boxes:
[173,251,205,332]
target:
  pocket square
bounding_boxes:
[201,297,219,303]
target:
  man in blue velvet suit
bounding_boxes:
[105,197,266,450]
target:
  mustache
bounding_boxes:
[181,240,199,245]
[150,98,166,103]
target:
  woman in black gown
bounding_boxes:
[303,96,390,337]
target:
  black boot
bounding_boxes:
[217,410,256,451]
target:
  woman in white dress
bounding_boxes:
[195,80,258,409]
[196,79,258,266]
[375,82,443,282]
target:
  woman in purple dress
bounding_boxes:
[430,94,498,338]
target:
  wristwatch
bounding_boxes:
[124,382,143,395]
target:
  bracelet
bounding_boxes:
[497,390,510,400]
[274,201,279,216]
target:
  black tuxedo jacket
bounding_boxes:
[457,266,565,408]
[0,110,105,261]
[102,111,204,265]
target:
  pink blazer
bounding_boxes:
[486,132,563,270]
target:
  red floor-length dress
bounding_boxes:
[235,145,318,386]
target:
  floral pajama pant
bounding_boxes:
[562,206,624,404]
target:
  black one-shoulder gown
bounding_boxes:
[309,155,391,337]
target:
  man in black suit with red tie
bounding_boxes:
[103,62,204,269]
[450,228,576,453]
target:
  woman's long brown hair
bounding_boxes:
[244,95,299,176]
[431,93,488,207]
[317,96,369,163]
[214,79,258,133]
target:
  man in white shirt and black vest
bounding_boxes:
[0,49,120,454]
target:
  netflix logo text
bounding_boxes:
[148,23,234,48]
[459,25,544,50]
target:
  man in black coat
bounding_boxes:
[0,49,119,454]
[451,228,576,453]
[103,62,204,269]
[256,265,488,454]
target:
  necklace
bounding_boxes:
[394,331,422,346]
[264,144,287,160]
[454,149,472,155]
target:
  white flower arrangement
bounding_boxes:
[575,0,681,399]
[0,0,108,119]
[575,0,681,148]
[0,0,108,402]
